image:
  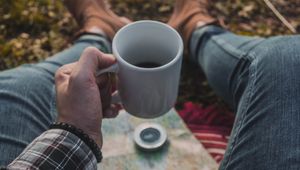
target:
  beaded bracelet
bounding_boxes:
[49,122,102,163]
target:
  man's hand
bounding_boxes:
[55,47,118,148]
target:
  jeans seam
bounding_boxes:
[191,27,245,63]
[209,35,248,108]
[210,34,246,60]
[223,53,257,169]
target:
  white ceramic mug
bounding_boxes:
[97,20,183,118]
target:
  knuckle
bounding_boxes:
[55,67,66,82]
[82,47,100,58]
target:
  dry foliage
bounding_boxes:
[0,0,299,106]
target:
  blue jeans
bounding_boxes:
[1,26,300,169]
[191,26,300,169]
[0,35,111,165]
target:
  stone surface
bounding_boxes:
[98,109,218,170]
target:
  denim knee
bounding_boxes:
[251,36,300,82]
[222,36,300,170]
[230,35,300,109]
[234,36,300,115]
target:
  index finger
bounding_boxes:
[77,47,116,76]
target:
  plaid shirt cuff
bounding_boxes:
[7,129,97,170]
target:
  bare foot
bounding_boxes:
[64,0,131,40]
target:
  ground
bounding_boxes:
[0,0,299,108]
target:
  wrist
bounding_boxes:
[57,117,103,147]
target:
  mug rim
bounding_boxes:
[112,20,183,72]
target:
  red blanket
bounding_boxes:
[178,102,235,163]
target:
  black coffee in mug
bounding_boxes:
[134,62,161,68]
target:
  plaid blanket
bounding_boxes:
[178,102,235,163]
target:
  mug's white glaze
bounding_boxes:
[112,20,183,118]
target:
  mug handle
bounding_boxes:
[96,64,121,104]
[96,63,118,76]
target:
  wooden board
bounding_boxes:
[98,109,218,170]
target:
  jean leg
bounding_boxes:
[0,35,110,165]
[190,26,264,108]
[191,26,300,169]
